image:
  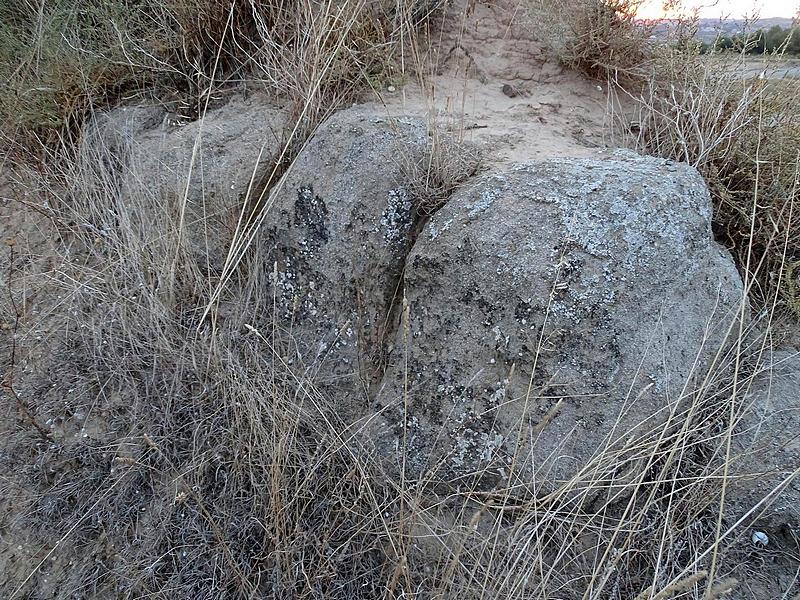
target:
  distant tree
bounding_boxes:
[746,29,766,54]
[764,24,792,52]
[790,28,800,54]
[704,25,800,56]
[714,35,734,51]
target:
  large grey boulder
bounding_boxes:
[371,153,745,486]
[256,107,429,415]
[126,94,287,204]
[83,101,435,417]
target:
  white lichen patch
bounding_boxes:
[486,379,509,407]
[379,188,412,243]
[269,256,319,320]
[451,426,505,468]
[428,216,453,240]
[468,186,502,218]
[555,161,712,272]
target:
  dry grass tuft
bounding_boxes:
[402,129,483,216]
[531,0,656,82]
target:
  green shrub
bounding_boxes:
[1,1,166,146]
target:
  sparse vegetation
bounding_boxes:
[0,0,414,152]
[531,0,656,81]
[623,39,800,316]
[1,1,799,599]
[402,132,483,216]
[3,133,777,596]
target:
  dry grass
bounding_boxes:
[3,110,404,598]
[401,130,483,216]
[612,44,800,316]
[530,0,656,82]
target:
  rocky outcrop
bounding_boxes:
[370,153,745,486]
[83,101,434,417]
[85,101,750,491]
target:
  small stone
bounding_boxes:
[752,530,769,547]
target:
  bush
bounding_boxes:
[622,45,800,314]
[531,0,655,82]
[0,1,152,146]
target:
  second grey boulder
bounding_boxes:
[371,153,746,487]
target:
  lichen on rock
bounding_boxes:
[370,153,746,488]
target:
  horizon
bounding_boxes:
[637,0,799,19]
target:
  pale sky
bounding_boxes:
[637,0,799,18]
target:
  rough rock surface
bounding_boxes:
[730,350,800,541]
[371,153,745,485]
[85,101,434,416]
[256,107,428,415]
[128,95,287,203]
[84,94,288,273]
[88,94,287,203]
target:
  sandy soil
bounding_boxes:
[366,0,614,168]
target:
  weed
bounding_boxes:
[402,129,483,216]
[530,0,656,82]
[614,44,800,314]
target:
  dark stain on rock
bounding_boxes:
[294,186,329,252]
[514,300,534,323]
